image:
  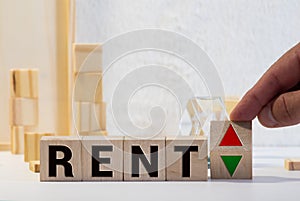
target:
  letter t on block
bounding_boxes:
[166,136,208,181]
[40,136,82,181]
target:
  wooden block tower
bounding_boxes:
[73,44,107,136]
[10,69,38,154]
[210,121,252,179]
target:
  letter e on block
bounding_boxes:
[40,136,82,181]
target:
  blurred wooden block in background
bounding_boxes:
[285,159,300,171]
[0,143,10,151]
[40,136,82,181]
[75,101,106,135]
[73,43,102,74]
[29,160,40,173]
[24,132,54,162]
[10,98,38,126]
[10,69,38,99]
[166,136,208,181]
[74,72,103,102]
[10,126,25,154]
[224,97,239,115]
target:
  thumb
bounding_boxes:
[258,90,300,127]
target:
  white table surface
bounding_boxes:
[1,147,300,201]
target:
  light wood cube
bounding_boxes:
[24,132,54,162]
[40,136,82,181]
[210,121,252,179]
[166,136,208,181]
[124,137,165,181]
[81,136,123,181]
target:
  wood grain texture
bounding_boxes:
[10,126,24,154]
[0,143,10,151]
[10,98,38,126]
[10,69,38,98]
[29,160,40,173]
[210,121,252,179]
[166,136,208,181]
[74,72,103,103]
[210,150,252,179]
[24,132,54,162]
[285,159,300,171]
[40,136,82,181]
[73,43,102,74]
[55,0,74,136]
[75,101,106,135]
[81,136,123,181]
[210,121,252,152]
[124,137,165,181]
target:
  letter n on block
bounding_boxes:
[81,136,123,181]
[166,136,208,181]
[40,136,82,181]
[124,137,165,181]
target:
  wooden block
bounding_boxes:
[75,101,106,134]
[29,160,40,173]
[74,73,103,102]
[166,136,208,181]
[210,121,252,179]
[10,98,38,126]
[124,137,165,181]
[0,143,10,151]
[73,43,102,74]
[210,150,252,179]
[224,97,239,115]
[81,136,123,181]
[40,136,82,181]
[210,121,252,152]
[10,69,38,98]
[55,0,75,136]
[10,126,24,154]
[24,132,55,162]
[79,130,108,136]
[285,159,300,170]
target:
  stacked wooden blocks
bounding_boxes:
[210,121,252,179]
[10,69,39,154]
[73,44,107,136]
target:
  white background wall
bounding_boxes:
[76,0,300,146]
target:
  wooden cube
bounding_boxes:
[124,137,165,181]
[40,136,82,181]
[24,132,54,162]
[166,136,208,181]
[81,136,123,181]
[74,73,103,102]
[210,121,252,179]
[73,43,102,74]
[10,98,38,126]
[210,150,252,179]
[285,159,300,171]
[29,160,40,173]
[75,101,106,135]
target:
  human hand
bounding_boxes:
[230,43,300,127]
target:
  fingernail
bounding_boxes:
[259,103,279,127]
[267,105,279,127]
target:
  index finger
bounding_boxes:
[230,42,300,121]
